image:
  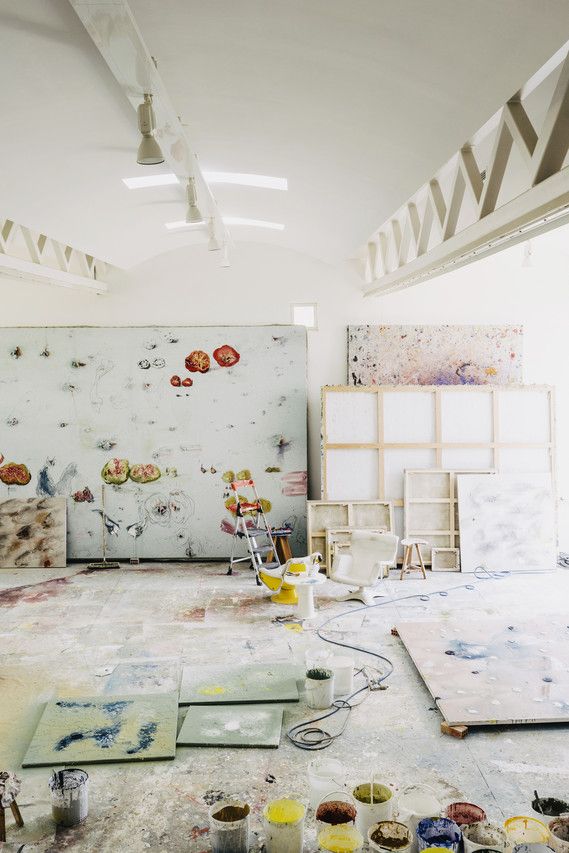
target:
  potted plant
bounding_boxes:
[305,667,335,709]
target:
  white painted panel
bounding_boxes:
[383,391,435,442]
[498,390,550,443]
[441,390,493,442]
[326,449,378,500]
[325,391,378,443]
[441,448,495,469]
[384,449,437,500]
[500,447,552,472]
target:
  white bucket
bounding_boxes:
[504,817,549,847]
[396,785,441,853]
[208,800,250,853]
[307,758,346,810]
[463,822,508,853]
[306,670,335,710]
[316,790,358,833]
[330,655,355,696]
[352,782,394,839]
[263,798,306,853]
[548,816,569,853]
[369,820,413,853]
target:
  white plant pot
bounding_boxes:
[306,673,335,709]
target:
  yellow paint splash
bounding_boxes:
[198,685,226,696]
[284,623,303,633]
[485,366,498,376]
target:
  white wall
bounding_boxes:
[2,232,568,544]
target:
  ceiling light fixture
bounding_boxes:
[207,218,221,252]
[136,94,164,166]
[165,217,285,231]
[186,177,203,224]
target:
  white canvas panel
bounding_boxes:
[0,326,307,559]
[384,449,437,500]
[457,473,556,573]
[441,391,493,443]
[326,449,378,500]
[498,390,551,443]
[325,391,378,443]
[383,392,435,442]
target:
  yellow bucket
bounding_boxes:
[504,816,549,845]
[264,798,305,824]
[318,824,364,852]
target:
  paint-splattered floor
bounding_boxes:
[1,562,569,851]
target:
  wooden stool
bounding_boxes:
[400,538,428,580]
[0,800,24,842]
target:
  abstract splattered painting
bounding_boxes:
[176,704,283,748]
[179,664,300,705]
[396,617,569,727]
[348,325,523,385]
[0,497,66,568]
[22,693,178,767]
[0,326,307,558]
[457,473,556,573]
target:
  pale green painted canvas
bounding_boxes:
[22,693,178,767]
[177,704,283,748]
[179,664,301,705]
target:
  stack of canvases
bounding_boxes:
[309,324,556,575]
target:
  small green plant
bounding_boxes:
[306,667,332,680]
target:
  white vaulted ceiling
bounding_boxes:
[1,0,569,268]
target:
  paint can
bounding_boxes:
[548,816,569,853]
[316,791,357,832]
[396,784,442,851]
[368,820,413,853]
[513,845,554,853]
[306,668,335,710]
[263,798,306,853]
[318,824,364,852]
[330,655,355,696]
[504,817,550,847]
[208,800,250,853]
[307,757,346,809]
[416,817,462,852]
[462,821,508,853]
[531,796,569,820]
[445,803,487,827]
[48,768,89,827]
[352,782,394,839]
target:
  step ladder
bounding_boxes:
[227,478,281,585]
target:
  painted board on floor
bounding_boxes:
[22,693,178,767]
[396,617,569,727]
[177,704,283,748]
[0,497,66,568]
[348,325,523,385]
[457,473,556,573]
[179,663,300,705]
[0,326,307,559]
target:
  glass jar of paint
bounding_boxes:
[318,824,364,852]
[263,798,306,853]
[208,800,250,853]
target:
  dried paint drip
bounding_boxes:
[49,768,89,827]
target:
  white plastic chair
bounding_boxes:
[329,530,399,605]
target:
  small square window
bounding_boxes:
[291,302,318,330]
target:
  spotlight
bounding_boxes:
[186,177,203,224]
[136,93,164,166]
[207,218,220,251]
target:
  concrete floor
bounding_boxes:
[1,562,569,851]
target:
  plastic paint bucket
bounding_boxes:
[462,821,508,853]
[549,816,569,853]
[352,783,394,838]
[369,820,413,853]
[306,670,335,709]
[48,768,89,827]
[397,784,442,848]
[513,845,554,853]
[308,757,346,809]
[208,800,250,853]
[316,791,357,832]
[416,817,461,852]
[263,798,306,853]
[532,797,569,818]
[445,803,487,827]
[318,824,364,852]
[504,817,549,846]
[330,655,355,696]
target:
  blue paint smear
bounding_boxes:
[126,721,158,755]
[55,721,122,752]
[445,640,489,660]
[37,465,56,497]
[101,700,132,717]
[56,700,95,709]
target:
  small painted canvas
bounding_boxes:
[348,325,523,385]
[179,664,300,705]
[457,473,556,573]
[177,704,283,748]
[0,496,66,568]
[22,693,178,767]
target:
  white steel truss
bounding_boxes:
[0,218,111,293]
[362,42,569,296]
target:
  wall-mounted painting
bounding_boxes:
[0,326,307,559]
[348,325,523,386]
